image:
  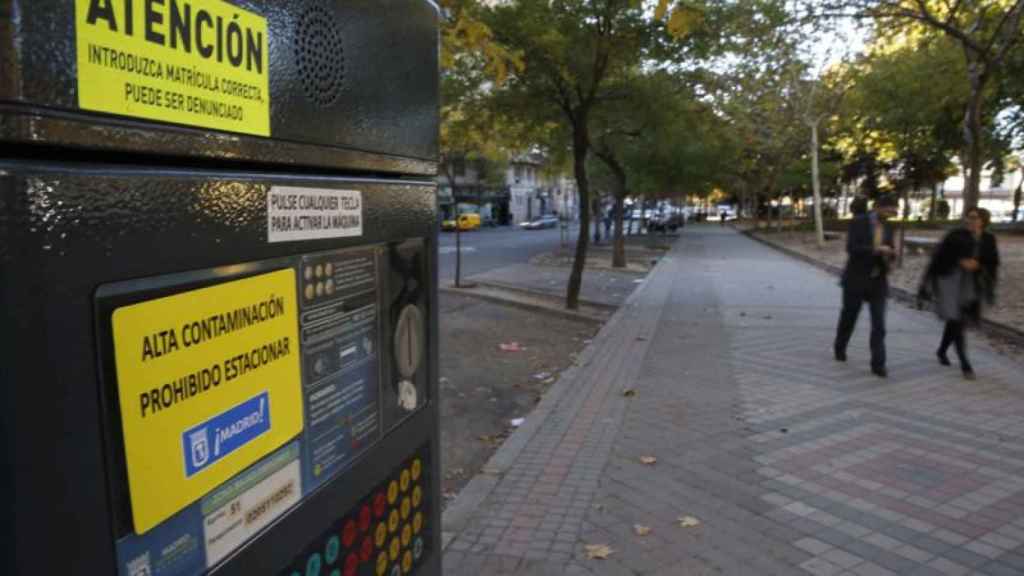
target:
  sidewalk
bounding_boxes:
[442,226,1024,576]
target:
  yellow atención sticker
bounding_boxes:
[112,269,302,533]
[75,0,270,136]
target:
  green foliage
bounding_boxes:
[829,33,968,199]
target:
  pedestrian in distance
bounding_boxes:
[917,207,1000,380]
[720,210,727,226]
[834,194,899,378]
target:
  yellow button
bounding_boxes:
[401,497,411,520]
[401,523,412,547]
[411,458,422,481]
[402,549,413,573]
[412,486,422,508]
[376,552,388,576]
[390,537,401,562]
[375,522,388,547]
[387,480,399,504]
[413,511,423,535]
[388,509,400,533]
[400,469,411,492]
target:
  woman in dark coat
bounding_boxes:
[919,207,1000,379]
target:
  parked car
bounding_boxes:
[647,213,685,232]
[441,213,481,231]
[520,216,559,230]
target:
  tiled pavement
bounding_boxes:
[441,226,1024,575]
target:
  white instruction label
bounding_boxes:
[202,459,301,566]
[267,186,363,243]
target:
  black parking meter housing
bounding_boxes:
[1,2,440,575]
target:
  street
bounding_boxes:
[438,225,579,282]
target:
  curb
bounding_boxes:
[438,284,611,323]
[469,279,619,311]
[440,244,667,549]
[742,229,1024,344]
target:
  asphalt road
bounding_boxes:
[437,224,579,283]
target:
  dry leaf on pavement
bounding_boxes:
[622,389,637,397]
[640,456,657,465]
[633,524,652,536]
[678,515,701,528]
[584,544,614,560]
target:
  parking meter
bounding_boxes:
[1,1,440,575]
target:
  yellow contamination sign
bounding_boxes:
[75,0,271,136]
[112,269,302,533]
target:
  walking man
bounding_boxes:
[834,194,899,377]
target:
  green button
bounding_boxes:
[306,553,322,576]
[325,535,340,564]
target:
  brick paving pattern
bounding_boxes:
[442,227,1024,575]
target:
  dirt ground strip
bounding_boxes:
[439,292,600,507]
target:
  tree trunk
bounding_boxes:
[613,194,626,268]
[962,66,986,211]
[566,113,591,311]
[1013,175,1023,222]
[455,221,462,287]
[596,150,628,268]
[442,162,463,288]
[810,119,825,247]
[929,182,939,221]
[898,188,909,268]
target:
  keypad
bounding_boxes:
[280,449,430,576]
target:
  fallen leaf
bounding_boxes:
[623,389,637,398]
[640,456,657,465]
[678,515,701,528]
[633,524,652,536]
[584,544,614,560]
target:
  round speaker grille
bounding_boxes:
[295,6,345,107]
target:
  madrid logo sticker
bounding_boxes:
[182,392,271,477]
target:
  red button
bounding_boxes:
[344,553,359,576]
[360,536,374,562]
[359,505,372,532]
[342,519,357,548]
[373,493,387,518]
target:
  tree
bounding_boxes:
[831,34,966,223]
[439,0,523,287]
[482,0,699,309]
[810,0,1024,210]
[803,68,852,246]
[589,71,708,267]
[712,58,812,229]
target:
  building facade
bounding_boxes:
[440,153,579,226]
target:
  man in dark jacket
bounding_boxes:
[834,194,899,377]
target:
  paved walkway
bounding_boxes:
[441,226,1024,576]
